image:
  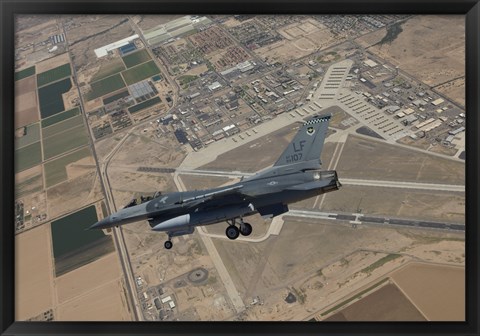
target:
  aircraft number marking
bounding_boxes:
[286,153,302,163]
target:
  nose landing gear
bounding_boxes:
[164,240,173,249]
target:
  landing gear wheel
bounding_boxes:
[164,240,173,249]
[226,225,240,240]
[240,222,252,236]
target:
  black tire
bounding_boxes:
[240,222,253,236]
[164,241,173,249]
[225,225,240,240]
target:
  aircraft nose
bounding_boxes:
[89,216,112,230]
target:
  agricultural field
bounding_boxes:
[50,205,114,276]
[15,141,42,173]
[122,49,151,68]
[42,115,84,138]
[44,146,92,187]
[42,124,89,160]
[38,77,72,118]
[103,89,130,105]
[121,60,160,85]
[15,66,36,81]
[15,165,44,198]
[41,107,81,128]
[15,76,39,128]
[324,283,426,321]
[15,224,54,320]
[36,63,71,87]
[128,96,161,113]
[87,74,126,101]
[15,123,40,150]
[91,58,126,82]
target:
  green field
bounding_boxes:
[122,49,151,68]
[42,125,89,160]
[91,58,127,82]
[15,123,40,150]
[103,89,130,105]
[121,60,160,85]
[38,78,72,118]
[42,115,84,138]
[41,107,80,128]
[87,73,126,101]
[37,63,71,87]
[178,74,198,86]
[128,96,161,114]
[15,141,42,173]
[15,66,36,81]
[44,146,91,187]
[51,205,114,276]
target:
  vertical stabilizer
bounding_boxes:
[273,113,331,167]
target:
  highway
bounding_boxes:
[62,23,141,321]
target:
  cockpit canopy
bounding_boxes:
[123,191,162,209]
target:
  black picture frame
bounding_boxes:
[1,1,478,335]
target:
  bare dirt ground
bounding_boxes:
[324,283,426,321]
[66,156,97,180]
[357,15,464,87]
[56,278,131,321]
[35,52,71,73]
[15,76,39,128]
[66,15,134,72]
[391,262,465,320]
[109,169,177,196]
[135,15,185,31]
[434,77,465,107]
[15,224,54,320]
[256,19,343,63]
[321,185,464,224]
[46,170,102,219]
[337,135,465,184]
[56,253,121,303]
[181,64,209,77]
[111,133,186,168]
[15,165,43,196]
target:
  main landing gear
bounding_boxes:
[225,218,253,240]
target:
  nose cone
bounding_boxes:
[89,216,113,230]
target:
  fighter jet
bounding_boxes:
[90,113,341,249]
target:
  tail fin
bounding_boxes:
[274,113,331,167]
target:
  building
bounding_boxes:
[94,35,139,58]
[432,98,445,106]
[208,81,222,91]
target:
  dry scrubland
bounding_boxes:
[356,15,464,104]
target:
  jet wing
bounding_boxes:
[175,185,244,205]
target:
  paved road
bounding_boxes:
[62,23,141,321]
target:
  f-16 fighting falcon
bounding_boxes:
[90,113,341,249]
